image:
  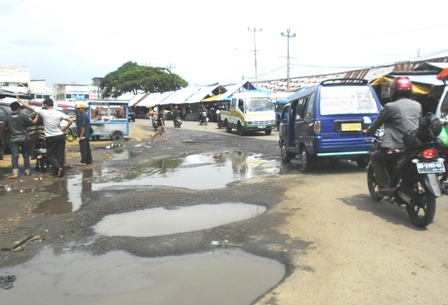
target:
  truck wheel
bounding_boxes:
[225,121,232,133]
[237,122,245,136]
[265,129,272,135]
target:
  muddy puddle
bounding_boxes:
[0,152,278,215]
[1,247,285,305]
[93,151,280,191]
[94,203,266,237]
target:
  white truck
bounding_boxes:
[220,92,276,136]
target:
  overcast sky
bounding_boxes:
[1,0,448,88]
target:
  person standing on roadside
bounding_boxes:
[0,101,35,179]
[75,102,93,166]
[151,107,166,141]
[18,95,73,177]
[172,106,180,125]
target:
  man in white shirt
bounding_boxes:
[18,96,73,177]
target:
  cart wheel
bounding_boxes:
[111,130,124,142]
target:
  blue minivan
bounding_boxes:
[278,78,382,171]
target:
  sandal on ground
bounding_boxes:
[75,163,87,166]
[64,165,74,169]
[8,175,18,179]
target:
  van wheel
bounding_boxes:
[265,129,272,135]
[280,142,294,163]
[301,150,316,171]
[237,122,245,136]
[356,156,370,168]
[225,121,232,133]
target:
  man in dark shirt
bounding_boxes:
[0,101,35,178]
[75,102,93,166]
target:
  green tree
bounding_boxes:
[101,61,188,98]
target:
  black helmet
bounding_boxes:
[389,76,412,101]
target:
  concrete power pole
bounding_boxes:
[281,29,296,91]
[248,28,262,88]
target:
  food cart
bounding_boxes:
[87,100,130,141]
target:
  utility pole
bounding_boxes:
[281,29,296,91]
[248,28,262,88]
[166,63,176,72]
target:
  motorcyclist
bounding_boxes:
[362,77,422,195]
[198,105,207,123]
[172,106,181,126]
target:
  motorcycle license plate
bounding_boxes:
[416,162,446,174]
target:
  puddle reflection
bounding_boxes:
[94,203,267,237]
[93,152,279,191]
[1,248,285,305]
[34,169,93,214]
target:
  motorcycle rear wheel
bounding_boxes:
[367,164,383,202]
[405,183,436,228]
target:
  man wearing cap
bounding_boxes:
[0,101,36,178]
[17,95,73,177]
[75,102,92,166]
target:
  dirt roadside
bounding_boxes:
[1,119,447,305]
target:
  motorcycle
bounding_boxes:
[174,116,182,128]
[199,111,208,125]
[367,128,445,228]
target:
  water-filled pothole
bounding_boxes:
[93,151,279,191]
[1,248,285,305]
[94,203,266,237]
[34,169,93,214]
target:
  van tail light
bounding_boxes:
[314,121,321,134]
[421,148,438,159]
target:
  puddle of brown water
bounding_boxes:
[34,169,93,214]
[1,248,285,305]
[94,203,266,237]
[93,152,279,191]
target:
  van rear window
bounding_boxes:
[319,86,378,115]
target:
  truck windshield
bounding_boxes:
[319,86,379,115]
[246,98,273,112]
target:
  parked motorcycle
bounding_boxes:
[199,111,208,125]
[367,128,445,228]
[174,116,182,128]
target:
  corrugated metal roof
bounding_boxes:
[159,86,202,105]
[137,93,160,107]
[129,93,149,107]
[185,84,226,104]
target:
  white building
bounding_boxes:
[53,83,100,101]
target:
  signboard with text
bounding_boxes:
[0,65,30,83]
